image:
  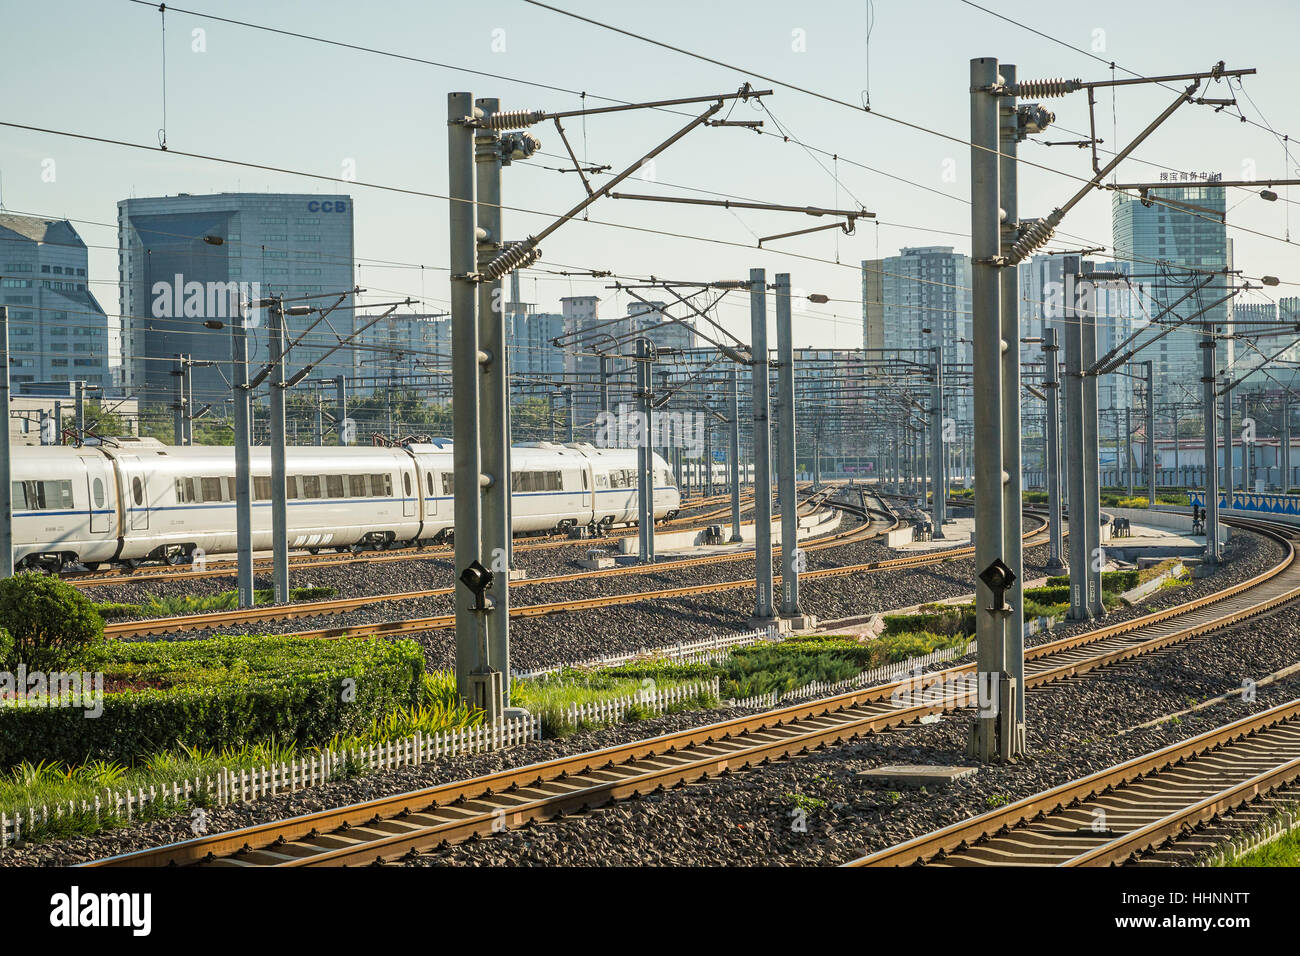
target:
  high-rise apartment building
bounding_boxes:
[1112,183,1231,403]
[861,247,972,423]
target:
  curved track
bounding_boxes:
[84,515,1291,868]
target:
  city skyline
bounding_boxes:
[2,0,1297,365]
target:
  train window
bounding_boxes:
[327,475,344,498]
[201,477,223,502]
[510,472,525,492]
[254,476,271,501]
[595,473,608,489]
[403,473,412,496]
[132,477,143,506]
[426,473,434,496]
[547,471,562,490]
[226,478,237,500]
[441,473,453,496]
[174,479,193,503]
[11,482,26,510]
[581,471,589,490]
[92,478,105,509]
[302,475,321,499]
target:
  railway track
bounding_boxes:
[102,490,881,638]
[87,509,1261,869]
[60,488,805,589]
[106,495,1049,641]
[849,695,1300,867]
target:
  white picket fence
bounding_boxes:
[0,714,540,849]
[513,626,781,680]
[724,639,979,711]
[1200,805,1300,867]
[556,678,720,729]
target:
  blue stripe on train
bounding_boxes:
[16,487,675,519]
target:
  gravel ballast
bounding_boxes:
[2,522,1290,867]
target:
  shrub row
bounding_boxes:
[0,635,424,766]
[1045,570,1139,592]
[93,586,339,620]
[880,605,974,639]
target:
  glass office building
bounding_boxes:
[118,193,355,405]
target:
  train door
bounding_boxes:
[401,470,416,518]
[581,466,594,518]
[422,468,437,517]
[79,456,111,534]
[122,458,149,530]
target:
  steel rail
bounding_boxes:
[84,514,1281,870]
[103,493,876,639]
[849,695,1300,867]
[61,489,774,588]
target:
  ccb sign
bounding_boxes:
[307,201,348,213]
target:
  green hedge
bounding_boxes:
[881,605,974,639]
[1045,570,1139,592]
[1024,585,1070,604]
[0,635,424,766]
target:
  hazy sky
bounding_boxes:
[3,0,1298,351]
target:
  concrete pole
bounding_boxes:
[313,398,324,446]
[268,300,290,603]
[1284,389,1292,491]
[335,375,347,444]
[1043,329,1065,572]
[475,96,512,713]
[565,385,574,443]
[72,380,84,446]
[1173,405,1181,477]
[449,91,492,710]
[231,302,255,608]
[636,338,655,563]
[1145,362,1156,504]
[750,268,775,622]
[0,308,11,578]
[1125,405,1134,496]
[173,354,185,445]
[729,367,742,541]
[998,63,1025,742]
[1081,274,1104,619]
[1201,333,1221,562]
[774,273,801,621]
[970,56,1015,761]
[599,355,610,418]
[930,348,947,537]
[183,356,194,446]
[1063,257,1091,619]
[1222,381,1233,495]
[705,415,715,495]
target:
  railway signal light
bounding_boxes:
[979,558,1016,612]
[460,559,495,611]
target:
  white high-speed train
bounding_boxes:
[12,438,680,570]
